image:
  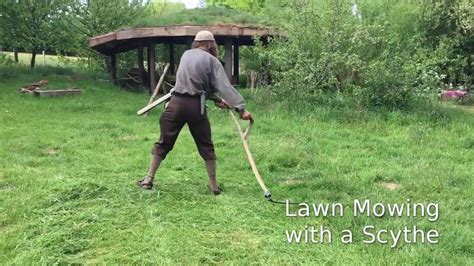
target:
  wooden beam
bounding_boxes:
[169,44,175,75]
[137,45,145,87]
[110,26,277,42]
[148,44,156,93]
[34,89,82,97]
[233,41,239,84]
[110,54,117,83]
[224,38,232,81]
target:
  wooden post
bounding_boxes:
[224,38,232,81]
[169,44,175,75]
[110,53,117,83]
[148,44,156,93]
[233,41,239,84]
[137,45,145,87]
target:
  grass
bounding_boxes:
[128,7,273,28]
[0,67,473,264]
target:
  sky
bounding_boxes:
[170,0,201,9]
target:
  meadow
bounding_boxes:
[0,52,79,67]
[0,67,472,264]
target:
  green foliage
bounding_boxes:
[67,0,149,70]
[148,0,186,15]
[0,0,74,68]
[0,53,16,66]
[207,0,265,12]
[252,0,473,110]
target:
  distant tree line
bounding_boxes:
[0,0,185,69]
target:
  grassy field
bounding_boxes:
[0,67,473,264]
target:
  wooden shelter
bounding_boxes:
[89,25,278,92]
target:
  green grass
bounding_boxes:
[128,7,273,28]
[0,67,473,264]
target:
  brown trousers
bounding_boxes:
[151,94,216,161]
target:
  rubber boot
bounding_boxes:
[205,160,220,194]
[144,154,163,183]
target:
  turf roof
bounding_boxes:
[128,7,273,28]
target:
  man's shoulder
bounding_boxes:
[186,49,215,59]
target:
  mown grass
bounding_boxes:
[129,7,273,28]
[0,67,473,264]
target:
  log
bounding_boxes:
[33,88,82,97]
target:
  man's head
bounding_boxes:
[192,30,218,57]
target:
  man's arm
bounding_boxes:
[209,58,246,113]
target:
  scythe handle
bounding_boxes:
[228,110,270,199]
[243,117,253,140]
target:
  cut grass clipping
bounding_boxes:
[0,67,473,264]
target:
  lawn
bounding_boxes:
[0,68,473,264]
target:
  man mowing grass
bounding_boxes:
[138,30,253,195]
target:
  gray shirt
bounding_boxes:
[174,48,245,111]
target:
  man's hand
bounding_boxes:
[240,110,253,121]
[215,99,230,109]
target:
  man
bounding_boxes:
[138,30,253,195]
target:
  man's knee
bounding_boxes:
[151,143,172,159]
[198,145,216,161]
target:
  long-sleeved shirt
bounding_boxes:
[174,48,245,112]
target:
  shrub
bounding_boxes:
[251,0,473,110]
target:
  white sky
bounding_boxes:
[170,0,201,9]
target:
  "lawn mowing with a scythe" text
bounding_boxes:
[284,199,440,248]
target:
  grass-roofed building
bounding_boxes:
[89,7,279,92]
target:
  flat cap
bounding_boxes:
[194,30,215,41]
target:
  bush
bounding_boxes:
[252,0,473,110]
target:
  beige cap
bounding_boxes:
[194,30,215,41]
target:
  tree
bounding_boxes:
[67,0,149,70]
[0,0,73,68]
[207,0,265,13]
[148,0,185,16]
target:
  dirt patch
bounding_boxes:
[460,106,474,113]
[381,182,401,191]
[43,147,60,155]
[118,135,138,141]
[450,105,474,113]
[67,75,85,81]
[281,178,304,185]
[0,183,16,191]
[228,228,261,249]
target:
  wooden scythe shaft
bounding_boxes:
[228,110,270,196]
[137,89,174,116]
